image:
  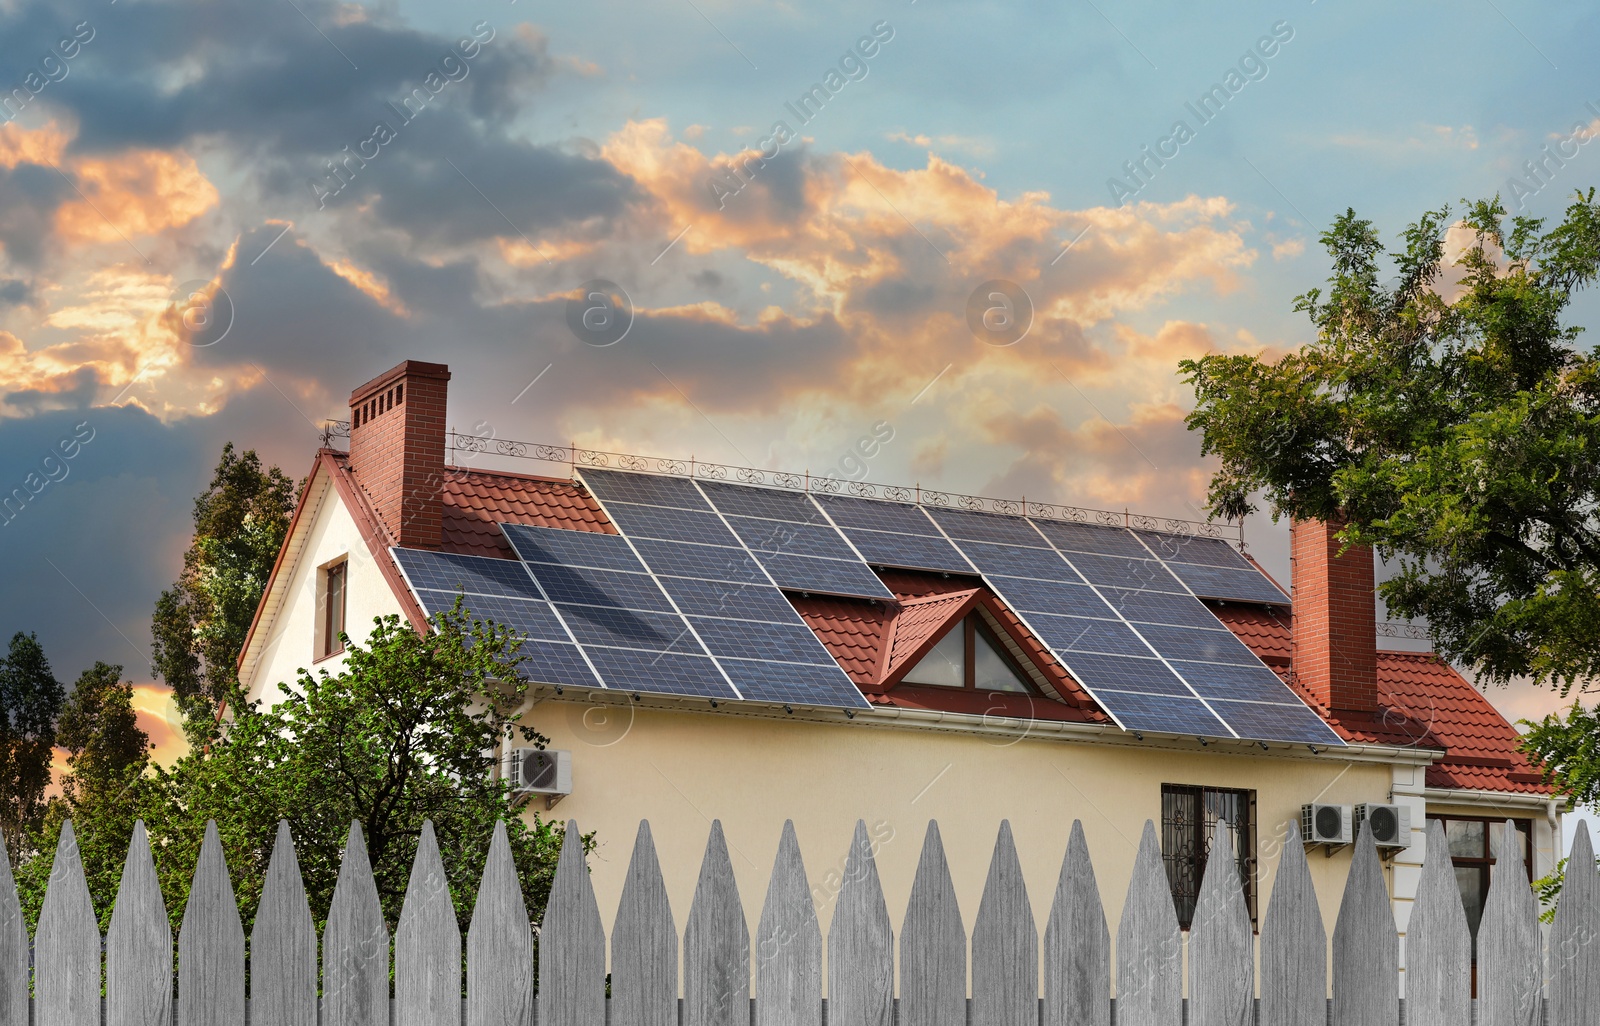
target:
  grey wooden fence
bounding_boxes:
[0,813,1586,1024]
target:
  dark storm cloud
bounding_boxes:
[0,277,37,307]
[0,0,635,242]
[0,162,73,266]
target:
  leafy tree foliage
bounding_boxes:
[151,443,296,736]
[1182,191,1600,688]
[19,604,571,940]
[0,632,64,850]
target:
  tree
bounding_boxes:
[0,632,64,850]
[15,662,154,931]
[20,601,574,940]
[1181,191,1600,689]
[152,443,297,737]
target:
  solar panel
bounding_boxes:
[583,647,737,699]
[689,617,839,664]
[556,605,700,653]
[501,524,644,573]
[1089,691,1231,736]
[925,506,1046,547]
[1132,624,1260,665]
[698,480,825,522]
[724,516,857,560]
[410,590,570,643]
[1095,588,1227,630]
[958,541,1083,581]
[1174,661,1302,703]
[754,552,893,599]
[1060,552,1187,594]
[581,468,713,510]
[1132,530,1290,604]
[595,502,736,546]
[630,539,767,584]
[391,548,544,598]
[982,577,1114,619]
[813,494,943,533]
[1032,520,1153,559]
[1134,531,1244,567]
[521,563,680,613]
[717,657,868,706]
[654,576,799,620]
[1026,613,1153,657]
[515,641,604,689]
[832,526,975,574]
[1204,699,1342,745]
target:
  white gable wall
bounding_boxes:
[241,470,406,709]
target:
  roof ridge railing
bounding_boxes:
[321,420,1238,542]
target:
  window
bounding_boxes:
[900,613,1033,693]
[1425,815,1532,947]
[1160,784,1256,930]
[319,560,347,659]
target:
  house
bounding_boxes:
[238,359,1560,975]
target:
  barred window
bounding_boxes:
[1160,783,1256,930]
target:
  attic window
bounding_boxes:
[901,613,1032,693]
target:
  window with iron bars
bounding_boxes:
[1160,783,1257,930]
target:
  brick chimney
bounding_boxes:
[1290,518,1378,713]
[346,360,451,550]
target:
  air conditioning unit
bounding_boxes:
[1301,803,1353,846]
[507,748,572,808]
[1354,803,1412,849]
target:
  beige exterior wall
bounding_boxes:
[241,472,407,707]
[524,698,1403,955]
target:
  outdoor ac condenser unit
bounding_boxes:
[1300,803,1353,846]
[508,748,572,808]
[1354,802,1412,849]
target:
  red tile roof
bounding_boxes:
[1211,601,1551,795]
[361,463,1546,793]
[439,466,613,558]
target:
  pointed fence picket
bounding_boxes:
[825,821,892,1026]
[1188,820,1253,1026]
[251,820,317,1026]
[1043,821,1108,1026]
[323,822,389,1026]
[15,812,1600,1024]
[899,821,965,1026]
[1258,821,1325,1026]
[106,822,170,1026]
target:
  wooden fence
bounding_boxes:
[0,812,1589,1025]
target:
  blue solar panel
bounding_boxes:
[411,590,570,643]
[698,480,825,522]
[717,657,866,706]
[1091,691,1230,735]
[655,576,800,621]
[515,640,603,689]
[1204,699,1343,745]
[1134,531,1244,567]
[1133,624,1260,665]
[1163,563,1289,604]
[1051,653,1193,696]
[1096,588,1226,629]
[755,552,893,599]
[599,503,737,546]
[630,540,766,584]
[1061,552,1187,594]
[501,524,645,573]
[959,541,1082,581]
[690,617,840,664]
[835,527,974,573]
[1024,613,1153,656]
[926,507,1047,547]
[1032,520,1153,559]
[581,468,713,510]
[392,548,542,598]
[813,494,941,534]
[583,647,738,699]
[725,517,858,560]
[556,605,700,653]
[520,563,678,613]
[985,577,1114,619]
[1174,661,1302,704]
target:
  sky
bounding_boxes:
[0,0,1598,765]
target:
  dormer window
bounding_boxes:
[901,613,1033,693]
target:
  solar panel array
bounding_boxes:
[395,466,1333,745]
[575,470,871,708]
[920,507,1340,744]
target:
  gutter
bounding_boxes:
[1421,786,1569,812]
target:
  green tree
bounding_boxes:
[1181,190,1600,689]
[151,443,297,737]
[0,631,64,851]
[15,662,155,931]
[21,602,573,940]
